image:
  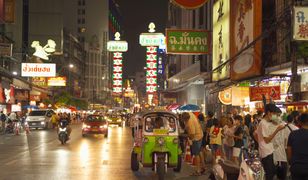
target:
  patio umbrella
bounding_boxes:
[178,104,200,112]
[166,103,181,111]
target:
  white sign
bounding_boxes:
[294,7,308,40]
[139,33,165,46]
[21,63,56,77]
[107,41,128,52]
[11,104,21,112]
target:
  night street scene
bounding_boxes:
[0,0,308,180]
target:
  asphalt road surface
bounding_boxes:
[0,125,211,180]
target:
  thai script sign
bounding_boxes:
[139,33,165,47]
[21,63,56,77]
[249,86,281,101]
[166,29,210,55]
[107,41,128,52]
[171,0,208,9]
[293,7,308,40]
[47,77,66,86]
[212,0,230,81]
[230,0,262,81]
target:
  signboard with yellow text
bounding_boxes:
[212,0,230,81]
[47,77,66,86]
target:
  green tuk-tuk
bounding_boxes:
[131,111,182,180]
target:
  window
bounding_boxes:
[81,18,85,24]
[77,19,81,24]
[144,114,177,133]
[82,9,85,15]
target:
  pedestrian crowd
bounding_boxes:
[179,104,308,180]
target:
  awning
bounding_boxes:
[13,78,31,90]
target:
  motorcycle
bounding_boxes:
[58,120,69,144]
[211,141,264,180]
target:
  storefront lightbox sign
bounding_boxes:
[249,86,281,101]
[171,0,208,9]
[293,7,308,40]
[47,77,66,86]
[166,29,210,55]
[212,0,230,81]
[21,63,56,77]
[218,87,232,105]
[230,0,262,81]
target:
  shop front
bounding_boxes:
[0,77,15,113]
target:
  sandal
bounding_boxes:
[190,171,202,176]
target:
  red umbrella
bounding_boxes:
[166,104,181,111]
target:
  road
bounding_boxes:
[0,125,211,180]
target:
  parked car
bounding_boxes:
[82,115,108,137]
[26,109,54,129]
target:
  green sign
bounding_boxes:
[166,29,210,54]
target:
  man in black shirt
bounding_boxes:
[287,113,308,180]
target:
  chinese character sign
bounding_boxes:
[146,46,157,94]
[112,52,123,95]
[294,7,308,40]
[212,0,230,81]
[230,0,262,81]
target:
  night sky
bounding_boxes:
[114,0,168,77]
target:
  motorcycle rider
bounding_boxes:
[58,113,72,138]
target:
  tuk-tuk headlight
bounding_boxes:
[157,137,165,145]
[173,138,179,144]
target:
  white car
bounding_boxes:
[26,109,54,129]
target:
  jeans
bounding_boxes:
[276,161,288,180]
[261,154,276,180]
[223,144,233,160]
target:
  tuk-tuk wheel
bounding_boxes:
[173,155,182,172]
[131,151,139,171]
[157,157,165,180]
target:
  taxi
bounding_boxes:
[82,115,108,137]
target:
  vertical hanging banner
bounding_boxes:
[107,32,128,96]
[112,52,123,95]
[293,7,308,40]
[140,23,164,105]
[230,0,262,81]
[212,0,230,81]
[146,46,157,93]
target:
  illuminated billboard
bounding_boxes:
[21,63,56,77]
[212,0,230,81]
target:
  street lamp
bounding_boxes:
[69,64,74,68]
[12,71,18,75]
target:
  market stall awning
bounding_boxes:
[178,104,200,112]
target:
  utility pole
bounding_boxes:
[291,0,301,102]
[92,85,95,110]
